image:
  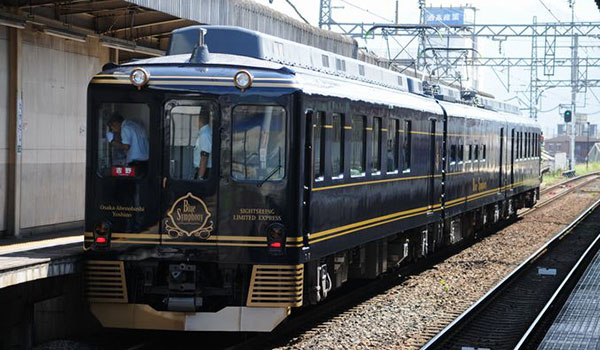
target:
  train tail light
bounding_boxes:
[93,221,111,251]
[266,223,285,255]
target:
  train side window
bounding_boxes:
[97,102,150,178]
[331,113,344,179]
[387,119,399,173]
[167,102,216,181]
[474,145,479,162]
[482,145,487,162]
[526,132,529,158]
[519,132,523,160]
[516,132,520,160]
[350,115,366,177]
[403,120,412,172]
[371,117,382,175]
[313,112,326,181]
[458,144,464,163]
[468,144,473,162]
[231,105,286,182]
[450,145,457,164]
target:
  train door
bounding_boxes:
[510,128,515,185]
[160,100,219,244]
[302,110,314,247]
[499,127,504,190]
[429,118,437,208]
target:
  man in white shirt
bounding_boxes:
[107,113,150,174]
[193,109,212,180]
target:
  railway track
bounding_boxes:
[520,172,600,216]
[421,197,600,350]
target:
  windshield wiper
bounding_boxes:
[258,165,282,188]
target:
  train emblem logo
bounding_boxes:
[165,192,213,239]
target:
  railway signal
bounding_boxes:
[564,110,572,123]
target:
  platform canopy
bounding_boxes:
[0,0,200,60]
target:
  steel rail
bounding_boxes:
[421,196,600,350]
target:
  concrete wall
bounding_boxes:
[0,26,8,232]
[14,31,106,231]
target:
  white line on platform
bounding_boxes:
[0,235,83,255]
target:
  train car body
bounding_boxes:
[84,26,541,332]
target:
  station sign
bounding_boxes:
[424,8,465,25]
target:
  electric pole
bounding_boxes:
[570,0,577,171]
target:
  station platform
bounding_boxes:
[0,233,83,289]
[539,248,600,349]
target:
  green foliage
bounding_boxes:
[542,162,600,186]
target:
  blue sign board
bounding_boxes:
[424,8,465,25]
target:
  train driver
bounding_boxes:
[106,112,150,174]
[193,108,212,180]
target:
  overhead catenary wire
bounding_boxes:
[338,0,395,23]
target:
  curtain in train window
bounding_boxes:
[372,117,382,175]
[387,119,399,173]
[97,103,150,178]
[331,113,344,179]
[231,105,286,181]
[350,116,366,177]
[313,112,326,181]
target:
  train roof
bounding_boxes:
[117,26,538,128]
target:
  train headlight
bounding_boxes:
[130,68,150,89]
[234,70,253,91]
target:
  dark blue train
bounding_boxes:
[84,26,541,331]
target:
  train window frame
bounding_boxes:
[230,104,287,183]
[313,111,326,182]
[467,144,473,163]
[322,55,330,68]
[331,113,345,180]
[386,118,399,174]
[482,144,487,162]
[457,144,464,164]
[165,99,217,182]
[371,117,383,176]
[350,115,366,178]
[474,144,479,163]
[402,120,412,173]
[95,102,151,179]
[450,144,457,165]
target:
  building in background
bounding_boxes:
[545,135,600,163]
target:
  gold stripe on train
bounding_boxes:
[309,181,527,244]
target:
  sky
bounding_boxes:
[253,0,600,137]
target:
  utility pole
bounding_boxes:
[570,0,577,171]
